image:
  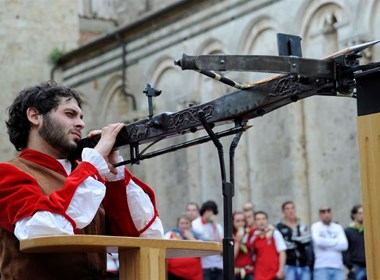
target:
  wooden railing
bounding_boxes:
[20,235,222,279]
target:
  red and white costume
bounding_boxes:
[0,148,163,278]
[0,148,163,238]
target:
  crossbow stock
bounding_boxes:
[76,34,380,166]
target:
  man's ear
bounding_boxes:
[26,107,41,126]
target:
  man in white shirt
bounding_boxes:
[311,206,348,280]
[192,200,223,280]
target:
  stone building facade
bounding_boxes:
[1,0,379,231]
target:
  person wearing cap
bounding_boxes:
[311,207,348,280]
[192,200,223,280]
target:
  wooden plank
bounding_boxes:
[357,112,380,280]
[20,235,222,280]
[20,235,222,256]
[119,248,139,280]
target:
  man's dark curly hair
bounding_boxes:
[200,200,219,216]
[6,81,83,151]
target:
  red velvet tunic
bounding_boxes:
[0,149,159,279]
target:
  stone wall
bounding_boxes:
[55,0,380,231]
[0,1,79,161]
[1,0,379,232]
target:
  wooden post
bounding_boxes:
[119,247,166,279]
[356,68,380,280]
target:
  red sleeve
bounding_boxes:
[0,162,102,232]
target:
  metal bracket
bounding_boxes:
[143,83,162,122]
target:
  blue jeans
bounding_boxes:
[313,268,344,280]
[285,265,310,280]
[348,264,367,280]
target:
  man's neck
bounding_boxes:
[284,217,297,227]
[26,129,67,159]
[201,217,208,224]
[27,140,65,159]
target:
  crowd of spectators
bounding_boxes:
[164,201,366,280]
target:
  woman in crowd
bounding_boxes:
[233,211,255,280]
[164,214,204,280]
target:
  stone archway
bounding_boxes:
[98,74,134,125]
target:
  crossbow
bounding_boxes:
[76,34,380,280]
[76,34,380,166]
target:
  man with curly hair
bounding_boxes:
[0,82,163,279]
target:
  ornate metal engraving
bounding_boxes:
[126,122,149,142]
[267,75,298,98]
[167,104,215,130]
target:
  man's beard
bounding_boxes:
[39,113,78,157]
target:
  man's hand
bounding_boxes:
[88,123,124,173]
[275,268,284,279]
[235,228,245,243]
[277,250,286,279]
[182,229,196,240]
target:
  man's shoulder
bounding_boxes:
[331,221,344,229]
[344,226,363,237]
[273,230,287,251]
[297,220,308,227]
[344,226,355,235]
[273,229,285,238]
[192,217,201,223]
[311,221,321,227]
[311,221,323,230]
[344,225,358,231]
[275,221,286,228]
[275,222,290,235]
[0,161,23,172]
[0,161,38,190]
[191,217,202,227]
